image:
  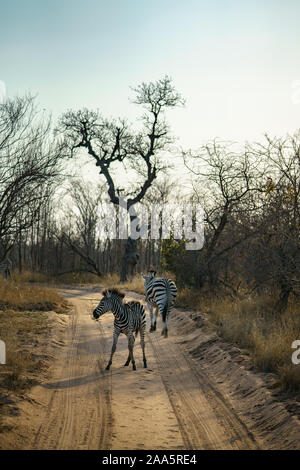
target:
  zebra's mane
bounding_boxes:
[102,288,125,300]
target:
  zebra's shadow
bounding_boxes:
[76,337,131,355]
[42,363,148,390]
[42,370,108,390]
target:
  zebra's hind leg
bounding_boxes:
[125,332,136,370]
[161,306,168,338]
[148,303,155,332]
[153,306,159,331]
[140,329,147,368]
[124,333,133,366]
[106,331,119,370]
[161,326,168,338]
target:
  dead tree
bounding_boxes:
[57,180,105,277]
[183,140,263,289]
[58,76,184,281]
[244,134,300,311]
[0,95,63,259]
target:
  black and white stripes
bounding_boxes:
[142,271,177,338]
[93,288,147,371]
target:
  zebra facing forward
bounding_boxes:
[93,289,147,371]
[141,271,177,338]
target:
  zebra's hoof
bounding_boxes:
[132,365,137,371]
[105,365,110,371]
[124,362,130,367]
[143,362,147,368]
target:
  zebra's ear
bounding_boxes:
[101,289,111,298]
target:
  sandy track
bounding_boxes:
[49,287,258,450]
[2,287,266,449]
[147,333,258,449]
[31,289,112,450]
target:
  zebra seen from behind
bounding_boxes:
[93,288,147,371]
[141,270,177,338]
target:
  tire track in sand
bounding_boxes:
[29,288,259,450]
[89,289,259,450]
[147,331,259,450]
[33,290,112,450]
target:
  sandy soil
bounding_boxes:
[1,286,300,450]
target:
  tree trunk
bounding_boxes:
[120,236,139,282]
[119,210,140,282]
[275,280,292,314]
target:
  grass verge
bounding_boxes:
[0,279,70,433]
[194,292,300,393]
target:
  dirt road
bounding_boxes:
[3,287,299,449]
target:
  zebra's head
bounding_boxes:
[93,289,125,319]
[141,270,156,284]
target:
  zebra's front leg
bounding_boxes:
[124,353,131,367]
[106,331,119,370]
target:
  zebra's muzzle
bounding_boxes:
[93,309,100,319]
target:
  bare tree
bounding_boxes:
[58,76,184,281]
[0,95,63,261]
[243,134,300,311]
[57,180,105,277]
[183,140,263,288]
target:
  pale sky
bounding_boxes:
[1,0,300,151]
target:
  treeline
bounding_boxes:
[163,137,300,313]
[1,84,299,314]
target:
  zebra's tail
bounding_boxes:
[162,301,168,323]
[135,328,139,338]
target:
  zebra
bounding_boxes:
[141,270,177,338]
[93,288,147,371]
[0,258,12,279]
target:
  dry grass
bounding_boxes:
[99,272,177,296]
[117,275,145,295]
[0,280,69,396]
[0,310,49,393]
[54,271,101,284]
[208,294,300,393]
[98,273,120,287]
[0,308,49,393]
[0,279,69,313]
[162,282,300,393]
[12,269,101,285]
[12,270,52,284]
[176,287,209,310]
[97,273,145,295]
